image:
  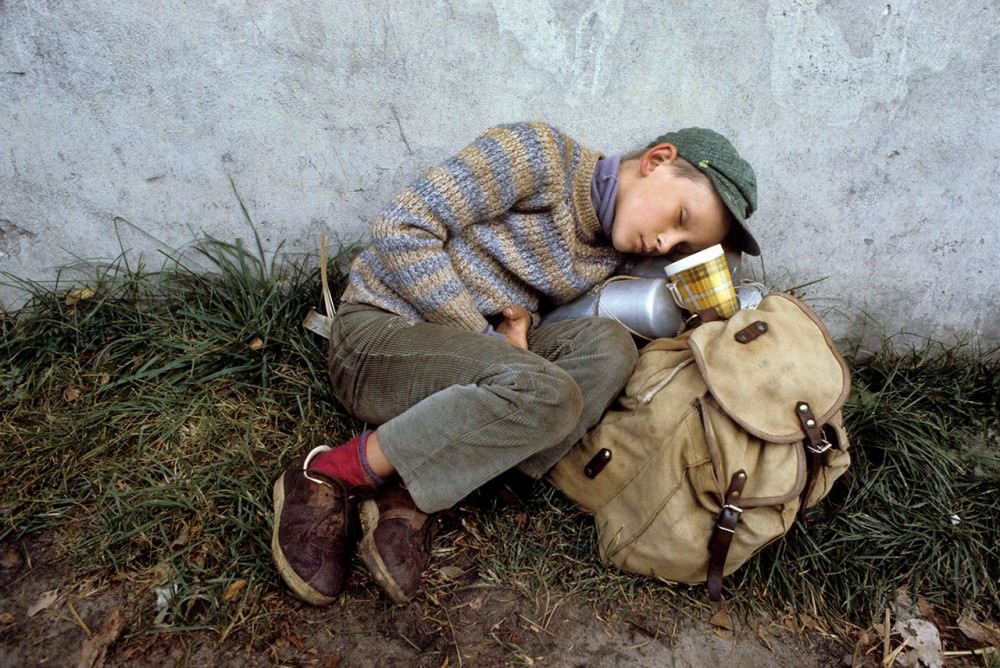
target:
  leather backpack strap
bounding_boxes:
[707,470,747,601]
[795,401,834,522]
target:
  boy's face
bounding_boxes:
[611,145,731,257]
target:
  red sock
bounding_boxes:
[308,430,384,489]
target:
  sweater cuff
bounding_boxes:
[482,324,506,339]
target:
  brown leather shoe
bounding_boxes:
[358,481,439,603]
[271,446,357,605]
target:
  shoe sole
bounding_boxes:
[271,474,338,606]
[358,499,410,604]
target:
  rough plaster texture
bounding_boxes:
[1,1,998,346]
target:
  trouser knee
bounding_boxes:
[492,360,583,447]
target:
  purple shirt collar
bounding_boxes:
[590,154,622,239]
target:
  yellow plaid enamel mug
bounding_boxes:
[664,244,739,319]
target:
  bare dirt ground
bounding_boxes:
[1,532,853,668]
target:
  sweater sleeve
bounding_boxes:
[364,122,567,330]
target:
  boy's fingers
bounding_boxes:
[497,306,531,350]
[503,305,530,322]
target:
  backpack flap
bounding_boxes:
[687,292,851,443]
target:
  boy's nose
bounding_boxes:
[656,231,679,255]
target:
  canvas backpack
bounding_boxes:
[547,292,852,600]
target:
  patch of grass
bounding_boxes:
[731,340,1000,626]
[455,480,710,630]
[2,229,998,643]
[1,228,359,636]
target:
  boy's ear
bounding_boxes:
[640,143,679,175]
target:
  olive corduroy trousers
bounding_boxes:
[326,303,638,513]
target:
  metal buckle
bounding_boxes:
[715,504,743,533]
[807,438,834,454]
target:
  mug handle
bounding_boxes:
[666,282,689,311]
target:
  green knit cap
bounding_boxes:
[648,128,760,256]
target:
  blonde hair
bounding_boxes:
[622,149,707,183]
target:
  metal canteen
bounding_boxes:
[541,277,684,339]
[540,292,601,324]
[596,278,685,339]
[539,257,689,331]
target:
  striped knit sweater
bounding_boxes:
[340,122,624,332]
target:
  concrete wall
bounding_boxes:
[2,1,998,347]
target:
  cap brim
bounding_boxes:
[727,220,760,256]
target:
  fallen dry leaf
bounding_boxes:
[958,616,1000,648]
[248,337,264,350]
[892,617,943,668]
[75,605,124,668]
[756,627,775,652]
[321,653,343,668]
[0,612,15,625]
[65,287,96,306]
[799,613,823,632]
[63,386,83,402]
[27,589,60,617]
[437,566,464,580]
[0,546,24,570]
[709,608,733,631]
[917,596,935,618]
[170,524,190,549]
[221,579,248,602]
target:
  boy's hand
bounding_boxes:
[497,306,531,350]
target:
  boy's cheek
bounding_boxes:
[608,221,628,252]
